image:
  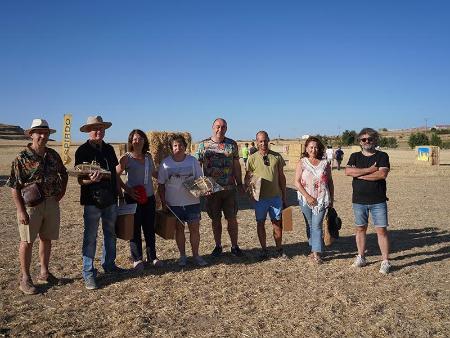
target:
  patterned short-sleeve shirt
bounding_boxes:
[195,137,239,188]
[6,144,68,197]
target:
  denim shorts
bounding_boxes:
[169,204,201,224]
[352,202,388,227]
[254,196,282,222]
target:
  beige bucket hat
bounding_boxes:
[24,119,56,136]
[80,115,112,132]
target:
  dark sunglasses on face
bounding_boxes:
[360,137,374,143]
[263,155,270,166]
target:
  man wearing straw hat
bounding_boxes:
[195,118,245,257]
[7,118,68,294]
[75,115,124,290]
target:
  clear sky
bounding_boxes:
[1,0,449,142]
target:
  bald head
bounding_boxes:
[211,118,227,142]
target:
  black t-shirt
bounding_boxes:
[75,141,119,205]
[347,150,390,204]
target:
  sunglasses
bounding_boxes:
[263,155,270,166]
[360,137,374,143]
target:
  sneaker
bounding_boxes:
[133,260,145,272]
[84,277,98,290]
[152,259,164,267]
[194,256,208,267]
[231,246,245,257]
[352,255,367,268]
[36,272,59,285]
[178,255,188,267]
[211,246,223,257]
[379,260,391,274]
[19,278,38,295]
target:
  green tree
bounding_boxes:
[379,137,398,148]
[430,133,442,147]
[408,132,429,148]
[341,130,356,146]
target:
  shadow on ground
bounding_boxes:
[99,227,449,287]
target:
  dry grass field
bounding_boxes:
[0,141,449,337]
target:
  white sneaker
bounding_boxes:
[133,260,144,272]
[194,256,208,266]
[178,255,188,267]
[352,255,367,268]
[379,260,391,274]
[152,258,164,267]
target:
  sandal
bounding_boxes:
[310,253,323,264]
[36,272,59,285]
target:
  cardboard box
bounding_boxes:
[116,214,134,240]
[282,206,293,231]
[155,210,177,240]
[115,203,137,240]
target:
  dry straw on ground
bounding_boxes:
[0,142,449,337]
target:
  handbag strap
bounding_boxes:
[144,155,149,185]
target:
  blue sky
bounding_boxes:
[1,0,449,142]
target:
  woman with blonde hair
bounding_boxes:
[294,136,334,264]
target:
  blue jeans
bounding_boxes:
[300,202,326,253]
[82,204,117,280]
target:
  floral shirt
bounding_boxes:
[6,144,68,198]
[195,137,239,189]
[297,158,331,214]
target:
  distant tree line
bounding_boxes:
[408,132,450,149]
[310,129,450,149]
[337,130,398,148]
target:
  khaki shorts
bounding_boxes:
[18,197,60,243]
[205,189,238,220]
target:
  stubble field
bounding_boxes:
[0,142,449,337]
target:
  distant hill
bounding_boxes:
[0,124,28,140]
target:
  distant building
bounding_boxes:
[301,135,310,140]
[433,124,450,130]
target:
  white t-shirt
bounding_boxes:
[326,148,334,160]
[157,155,203,206]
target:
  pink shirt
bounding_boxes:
[297,158,331,214]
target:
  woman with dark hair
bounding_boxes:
[294,136,334,264]
[158,134,207,267]
[116,129,162,271]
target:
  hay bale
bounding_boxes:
[147,131,192,208]
[287,143,304,157]
[415,145,440,165]
[286,143,304,169]
[147,131,192,167]
[119,143,127,157]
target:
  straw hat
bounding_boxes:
[80,115,112,132]
[24,119,56,136]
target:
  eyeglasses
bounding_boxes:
[263,155,270,166]
[360,137,374,143]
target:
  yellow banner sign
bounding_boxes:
[61,114,72,165]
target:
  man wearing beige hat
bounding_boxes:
[75,115,124,290]
[6,118,68,295]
